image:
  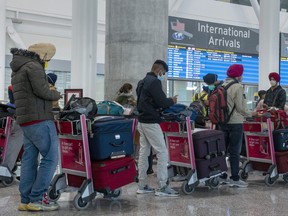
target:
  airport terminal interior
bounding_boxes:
[2,0,288,215]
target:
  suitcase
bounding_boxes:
[275,151,288,173]
[195,156,227,179]
[91,156,137,192]
[89,117,134,160]
[273,129,288,151]
[192,129,226,159]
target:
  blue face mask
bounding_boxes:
[157,75,164,81]
[208,85,215,91]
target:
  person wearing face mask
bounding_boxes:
[263,72,286,110]
[136,59,179,197]
[218,64,252,188]
[203,73,224,94]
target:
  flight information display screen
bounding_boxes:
[167,45,259,84]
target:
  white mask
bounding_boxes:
[270,80,277,87]
[157,75,164,81]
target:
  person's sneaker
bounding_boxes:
[219,173,229,185]
[146,169,154,175]
[18,203,28,211]
[171,174,186,182]
[155,185,179,197]
[228,179,248,188]
[26,192,59,211]
[137,185,155,194]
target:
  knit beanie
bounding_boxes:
[47,73,57,85]
[203,73,218,85]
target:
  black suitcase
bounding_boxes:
[195,156,227,179]
[89,117,134,160]
[273,129,288,151]
[192,129,226,159]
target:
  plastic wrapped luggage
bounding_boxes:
[192,129,226,159]
[273,129,288,151]
[88,117,134,160]
[91,156,137,192]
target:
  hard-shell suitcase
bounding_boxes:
[192,129,226,159]
[195,156,227,179]
[273,129,288,151]
[88,117,134,160]
[91,156,137,192]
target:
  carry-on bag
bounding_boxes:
[273,129,288,151]
[91,156,137,192]
[88,117,134,160]
[192,129,226,159]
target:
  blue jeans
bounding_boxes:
[219,124,243,181]
[19,120,59,204]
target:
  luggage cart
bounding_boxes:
[0,116,15,186]
[48,114,137,210]
[161,117,226,195]
[240,117,288,186]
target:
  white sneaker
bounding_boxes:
[137,185,155,194]
[229,179,248,188]
[155,186,179,197]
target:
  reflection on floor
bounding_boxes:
[1,167,288,216]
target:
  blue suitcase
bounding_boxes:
[89,117,134,160]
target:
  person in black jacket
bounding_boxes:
[136,59,178,197]
[263,72,286,110]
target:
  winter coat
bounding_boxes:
[10,48,61,125]
[223,77,251,124]
[264,85,286,109]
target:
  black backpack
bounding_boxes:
[60,96,97,120]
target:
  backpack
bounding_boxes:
[61,97,97,120]
[97,101,124,116]
[208,81,237,125]
[161,103,197,122]
[189,92,207,126]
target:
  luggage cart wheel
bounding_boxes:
[205,177,220,189]
[181,180,195,195]
[110,188,122,200]
[73,192,91,210]
[264,174,277,186]
[47,186,61,202]
[283,174,288,183]
[239,169,249,181]
[2,176,14,187]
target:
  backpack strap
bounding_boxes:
[223,79,238,119]
[199,92,208,101]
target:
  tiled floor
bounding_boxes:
[1,166,288,216]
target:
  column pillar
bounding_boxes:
[105,0,169,100]
[258,0,280,90]
[71,0,98,99]
[0,0,6,100]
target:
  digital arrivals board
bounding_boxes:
[168,16,260,84]
[168,45,259,84]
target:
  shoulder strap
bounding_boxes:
[223,79,238,118]
[199,92,208,100]
[272,88,282,107]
